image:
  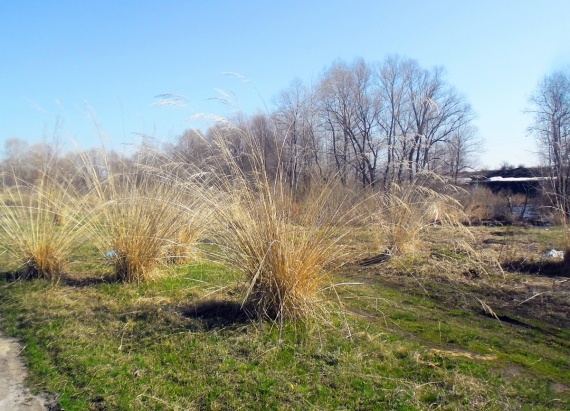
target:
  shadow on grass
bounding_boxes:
[60,273,114,287]
[502,259,570,278]
[0,270,21,282]
[358,253,391,266]
[480,308,570,340]
[0,270,114,286]
[181,300,252,330]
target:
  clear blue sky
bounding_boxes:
[2,0,569,169]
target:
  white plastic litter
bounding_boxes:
[542,249,565,259]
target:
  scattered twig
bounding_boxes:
[517,292,546,305]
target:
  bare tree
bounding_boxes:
[165,129,209,165]
[273,79,325,191]
[317,58,383,188]
[262,56,479,191]
[404,61,475,181]
[377,56,413,187]
[373,56,476,186]
[248,113,280,181]
[440,125,481,183]
[0,138,60,186]
[528,69,570,215]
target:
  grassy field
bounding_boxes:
[0,224,568,410]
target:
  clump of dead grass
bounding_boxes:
[462,186,504,223]
[166,224,203,264]
[0,169,86,280]
[204,121,354,323]
[79,149,209,283]
[372,173,468,256]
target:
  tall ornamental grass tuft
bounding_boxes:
[80,149,209,283]
[205,122,354,323]
[0,170,86,280]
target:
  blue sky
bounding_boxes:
[1,0,569,168]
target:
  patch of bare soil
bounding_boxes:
[0,331,47,411]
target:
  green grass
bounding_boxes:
[1,243,569,410]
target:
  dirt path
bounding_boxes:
[0,331,47,411]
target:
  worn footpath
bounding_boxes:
[0,331,46,411]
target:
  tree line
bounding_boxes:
[2,56,482,193]
[168,56,480,191]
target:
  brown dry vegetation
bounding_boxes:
[0,120,568,409]
[346,223,570,333]
[1,221,569,410]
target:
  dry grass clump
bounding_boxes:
[372,173,467,256]
[205,123,353,322]
[462,186,499,222]
[165,195,211,265]
[461,185,529,224]
[0,171,85,280]
[80,149,209,283]
[554,209,570,271]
